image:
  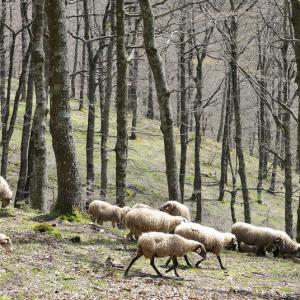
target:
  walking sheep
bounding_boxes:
[88,200,130,228]
[0,234,13,254]
[231,222,291,257]
[173,222,237,269]
[0,177,13,208]
[124,232,206,277]
[160,200,191,221]
[124,208,187,247]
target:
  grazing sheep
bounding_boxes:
[125,208,187,246]
[173,222,237,269]
[88,200,130,228]
[160,200,191,221]
[0,177,13,208]
[131,203,152,209]
[272,236,300,259]
[0,234,13,254]
[124,232,206,277]
[231,222,289,256]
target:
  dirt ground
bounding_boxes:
[1,208,299,300]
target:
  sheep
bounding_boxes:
[172,222,237,270]
[124,232,206,277]
[0,234,13,254]
[160,200,191,221]
[0,176,13,208]
[231,222,289,256]
[131,203,152,209]
[88,200,130,228]
[124,208,187,247]
[272,236,300,259]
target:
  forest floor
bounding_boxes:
[0,208,299,300]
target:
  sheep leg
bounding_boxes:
[165,257,172,267]
[195,258,205,267]
[124,253,143,276]
[166,257,180,277]
[184,255,192,267]
[216,256,226,270]
[150,256,163,277]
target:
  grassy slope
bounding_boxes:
[0,95,299,299]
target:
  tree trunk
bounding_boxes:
[115,0,128,207]
[100,0,115,198]
[218,71,231,202]
[47,0,82,214]
[15,58,33,205]
[179,15,188,203]
[217,82,226,143]
[71,0,80,98]
[229,11,251,223]
[129,49,139,140]
[0,0,6,132]
[146,67,154,119]
[20,0,28,102]
[79,42,86,111]
[30,0,48,211]
[138,0,181,201]
[290,0,300,242]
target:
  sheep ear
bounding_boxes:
[0,238,9,245]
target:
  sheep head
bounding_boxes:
[223,233,238,251]
[194,243,206,259]
[0,235,13,254]
[160,201,174,214]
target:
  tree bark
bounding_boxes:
[290,0,300,241]
[30,0,48,211]
[79,42,86,111]
[115,0,128,207]
[146,67,154,119]
[100,0,115,198]
[47,0,82,214]
[138,0,181,201]
[15,58,33,205]
[0,0,6,131]
[20,0,28,102]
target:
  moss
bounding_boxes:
[59,208,90,224]
[33,223,62,239]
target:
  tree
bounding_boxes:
[47,0,82,214]
[138,0,181,201]
[290,0,300,241]
[115,0,128,207]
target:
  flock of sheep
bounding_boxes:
[1,174,300,279]
[87,199,300,277]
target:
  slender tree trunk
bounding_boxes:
[138,0,181,201]
[218,71,231,202]
[179,15,188,203]
[20,0,28,102]
[30,0,48,210]
[47,0,82,214]
[71,0,80,98]
[290,0,300,241]
[146,67,154,119]
[217,82,226,143]
[100,0,115,198]
[0,0,6,130]
[129,49,139,140]
[115,0,128,207]
[229,10,251,223]
[79,42,86,111]
[15,58,33,205]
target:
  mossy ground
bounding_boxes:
[0,208,299,299]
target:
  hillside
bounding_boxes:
[0,97,299,299]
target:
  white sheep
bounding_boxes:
[124,207,187,246]
[0,177,13,208]
[272,236,300,259]
[131,203,152,209]
[160,200,191,221]
[0,234,13,254]
[124,232,206,277]
[173,222,237,269]
[231,222,290,256]
[88,200,130,228]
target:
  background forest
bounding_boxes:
[0,0,300,299]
